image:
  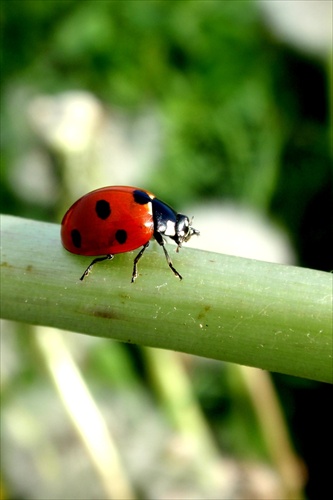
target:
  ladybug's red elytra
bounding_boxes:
[61,186,199,282]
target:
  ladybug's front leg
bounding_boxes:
[154,232,182,280]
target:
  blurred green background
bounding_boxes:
[1,1,332,499]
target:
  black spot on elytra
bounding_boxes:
[95,199,111,220]
[115,229,127,244]
[133,189,151,205]
[71,229,81,248]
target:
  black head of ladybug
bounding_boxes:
[152,197,199,250]
[172,213,200,251]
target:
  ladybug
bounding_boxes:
[61,186,199,282]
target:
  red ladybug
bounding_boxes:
[61,186,199,282]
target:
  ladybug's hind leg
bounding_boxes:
[80,254,114,281]
[132,242,150,282]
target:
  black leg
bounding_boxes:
[80,254,114,281]
[161,244,182,280]
[154,232,182,280]
[132,242,150,282]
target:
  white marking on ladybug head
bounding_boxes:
[164,220,176,237]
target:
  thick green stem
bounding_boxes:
[1,214,332,383]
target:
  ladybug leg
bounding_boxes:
[161,244,183,280]
[132,242,150,283]
[154,232,182,280]
[80,254,114,281]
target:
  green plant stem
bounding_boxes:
[1,214,332,383]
